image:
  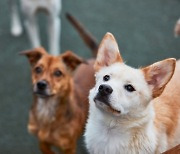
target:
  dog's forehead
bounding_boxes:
[96,63,144,82]
[37,55,65,69]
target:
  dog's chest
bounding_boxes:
[85,119,156,154]
[36,98,57,123]
[86,121,130,154]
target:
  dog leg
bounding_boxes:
[47,14,61,55]
[39,142,55,154]
[24,14,41,48]
[9,0,22,36]
[63,142,76,154]
[27,111,38,135]
[64,148,76,154]
[57,139,76,154]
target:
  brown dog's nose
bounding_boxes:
[37,80,47,90]
[98,84,113,95]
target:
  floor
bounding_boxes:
[0,0,180,153]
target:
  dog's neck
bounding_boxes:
[34,81,76,124]
[35,97,57,121]
[95,102,155,131]
[93,101,156,144]
[87,102,157,153]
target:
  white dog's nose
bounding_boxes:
[98,84,113,95]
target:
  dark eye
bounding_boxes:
[35,67,42,74]
[103,75,110,81]
[54,70,62,77]
[124,84,135,92]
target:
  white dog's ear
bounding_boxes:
[94,32,123,71]
[142,58,176,98]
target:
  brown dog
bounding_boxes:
[163,144,180,154]
[21,47,95,154]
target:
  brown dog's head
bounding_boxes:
[21,47,85,98]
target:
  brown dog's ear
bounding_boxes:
[61,51,86,71]
[94,32,123,72]
[142,58,176,98]
[20,47,47,66]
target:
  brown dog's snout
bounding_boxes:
[98,84,113,96]
[37,80,47,91]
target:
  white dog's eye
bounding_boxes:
[103,75,110,81]
[124,84,136,92]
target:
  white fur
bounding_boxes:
[85,63,159,154]
[10,0,61,55]
[36,98,57,123]
[10,0,23,36]
[94,63,152,115]
[177,18,180,24]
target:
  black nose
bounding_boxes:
[37,80,47,90]
[98,84,113,95]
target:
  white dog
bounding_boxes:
[85,33,180,154]
[10,0,61,55]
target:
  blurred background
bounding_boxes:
[0,0,180,153]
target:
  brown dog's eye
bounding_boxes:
[35,67,42,74]
[54,70,62,77]
[103,75,110,81]
[124,84,136,92]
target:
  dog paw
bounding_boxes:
[28,124,38,135]
[11,25,23,37]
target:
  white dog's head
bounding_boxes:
[90,33,176,117]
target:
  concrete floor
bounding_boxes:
[0,0,180,153]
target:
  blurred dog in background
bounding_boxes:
[21,47,95,154]
[20,13,98,154]
[10,0,61,55]
[9,0,22,37]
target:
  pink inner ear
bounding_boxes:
[148,66,170,89]
[142,58,176,98]
[147,75,157,85]
[94,33,123,71]
[97,48,122,69]
[148,74,161,87]
[103,49,115,66]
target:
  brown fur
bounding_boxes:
[21,47,95,154]
[163,144,180,154]
[154,60,180,150]
[66,13,98,57]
